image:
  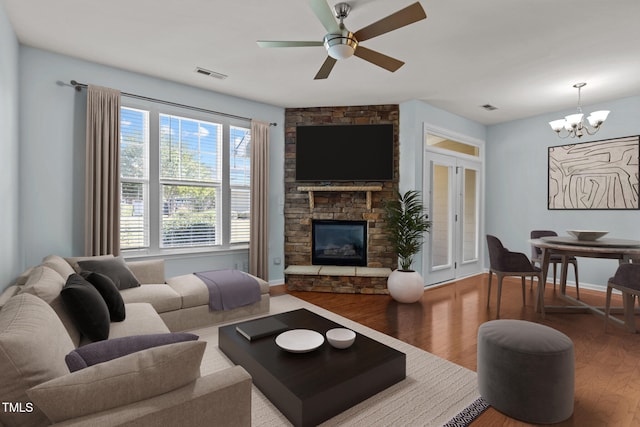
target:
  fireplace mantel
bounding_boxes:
[297,185,383,209]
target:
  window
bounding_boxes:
[159,114,221,248]
[120,107,149,249]
[230,126,251,243]
[120,104,251,253]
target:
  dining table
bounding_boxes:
[529,236,640,330]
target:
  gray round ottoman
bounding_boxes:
[477,320,574,424]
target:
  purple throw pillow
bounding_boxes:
[65,332,199,372]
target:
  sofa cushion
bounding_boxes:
[120,284,182,313]
[78,256,140,290]
[27,341,205,423]
[42,255,76,280]
[18,265,65,303]
[0,293,75,427]
[100,303,170,344]
[166,273,210,308]
[0,285,20,309]
[61,274,111,342]
[81,271,126,322]
[65,332,199,372]
[15,264,82,345]
[126,259,166,284]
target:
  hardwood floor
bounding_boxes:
[271,274,640,426]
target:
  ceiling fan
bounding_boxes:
[257,1,427,80]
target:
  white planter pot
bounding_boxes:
[387,269,424,303]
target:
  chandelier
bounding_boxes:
[548,83,610,138]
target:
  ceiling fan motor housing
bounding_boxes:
[323,28,358,60]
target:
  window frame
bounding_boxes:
[120,106,150,249]
[120,99,251,257]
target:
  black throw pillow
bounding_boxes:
[81,271,126,322]
[61,274,110,342]
[77,256,140,290]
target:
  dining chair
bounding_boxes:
[604,263,640,333]
[530,230,580,299]
[486,235,545,319]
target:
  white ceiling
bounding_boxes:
[3,0,640,125]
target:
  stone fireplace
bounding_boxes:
[283,105,400,294]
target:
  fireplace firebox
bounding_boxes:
[312,220,367,266]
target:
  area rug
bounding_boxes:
[192,294,486,426]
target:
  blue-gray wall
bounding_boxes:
[0,2,20,288]
[15,45,285,284]
[486,96,640,288]
[399,100,487,275]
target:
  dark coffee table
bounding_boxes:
[218,308,406,427]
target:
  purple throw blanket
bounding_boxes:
[194,269,261,311]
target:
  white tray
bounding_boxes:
[275,329,324,353]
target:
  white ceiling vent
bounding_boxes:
[194,67,228,80]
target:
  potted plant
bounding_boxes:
[382,190,431,303]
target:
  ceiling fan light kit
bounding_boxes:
[549,82,610,139]
[323,29,358,60]
[257,1,427,79]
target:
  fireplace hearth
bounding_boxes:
[312,220,367,266]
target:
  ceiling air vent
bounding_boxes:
[481,104,498,111]
[194,67,228,80]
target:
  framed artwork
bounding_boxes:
[548,135,640,210]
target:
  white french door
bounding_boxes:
[423,151,482,285]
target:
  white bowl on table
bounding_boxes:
[326,328,356,349]
[566,230,608,241]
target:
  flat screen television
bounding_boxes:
[295,124,394,181]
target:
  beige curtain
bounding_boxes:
[249,120,270,280]
[84,85,121,256]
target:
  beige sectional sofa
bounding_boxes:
[0,254,271,427]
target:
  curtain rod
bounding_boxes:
[69,80,276,126]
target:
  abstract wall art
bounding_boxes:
[548,135,640,210]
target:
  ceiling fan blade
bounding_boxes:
[354,46,404,72]
[314,56,338,80]
[257,40,324,48]
[354,2,427,42]
[308,0,340,34]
